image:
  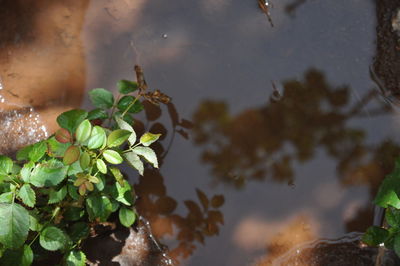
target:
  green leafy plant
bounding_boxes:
[363,159,400,256]
[0,76,165,265]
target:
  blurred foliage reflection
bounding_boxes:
[192,69,396,193]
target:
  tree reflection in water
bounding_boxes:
[192,69,393,189]
[192,69,400,238]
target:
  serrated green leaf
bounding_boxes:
[140,132,161,147]
[374,175,400,208]
[96,159,107,174]
[86,195,112,222]
[0,203,29,249]
[63,146,80,165]
[386,208,400,228]
[18,184,36,207]
[79,152,91,170]
[116,98,143,114]
[87,108,108,120]
[48,186,67,204]
[28,141,47,162]
[114,111,134,124]
[30,160,68,187]
[115,116,136,145]
[132,146,158,168]
[57,109,88,133]
[124,152,143,175]
[0,192,13,203]
[88,126,107,150]
[119,207,136,227]
[89,88,114,109]
[0,155,13,175]
[21,162,35,183]
[39,226,68,251]
[66,250,86,266]
[75,119,92,143]
[103,150,123,164]
[29,211,41,232]
[117,80,138,94]
[16,145,34,161]
[362,226,389,246]
[107,129,131,148]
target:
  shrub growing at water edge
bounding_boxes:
[0,77,165,265]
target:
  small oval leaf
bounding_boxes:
[63,146,80,165]
[55,128,71,143]
[107,129,132,148]
[88,126,107,150]
[103,150,123,164]
[80,151,91,170]
[76,119,92,143]
[119,207,136,227]
[96,159,107,174]
[140,132,161,147]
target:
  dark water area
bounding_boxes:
[2,0,400,265]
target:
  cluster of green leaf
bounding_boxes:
[0,80,161,265]
[363,159,400,256]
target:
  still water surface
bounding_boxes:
[1,0,399,265]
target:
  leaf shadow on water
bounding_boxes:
[130,101,225,264]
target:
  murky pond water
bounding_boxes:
[2,0,400,265]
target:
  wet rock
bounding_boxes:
[373,0,400,97]
[83,218,173,266]
[255,232,400,266]
[0,107,48,156]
